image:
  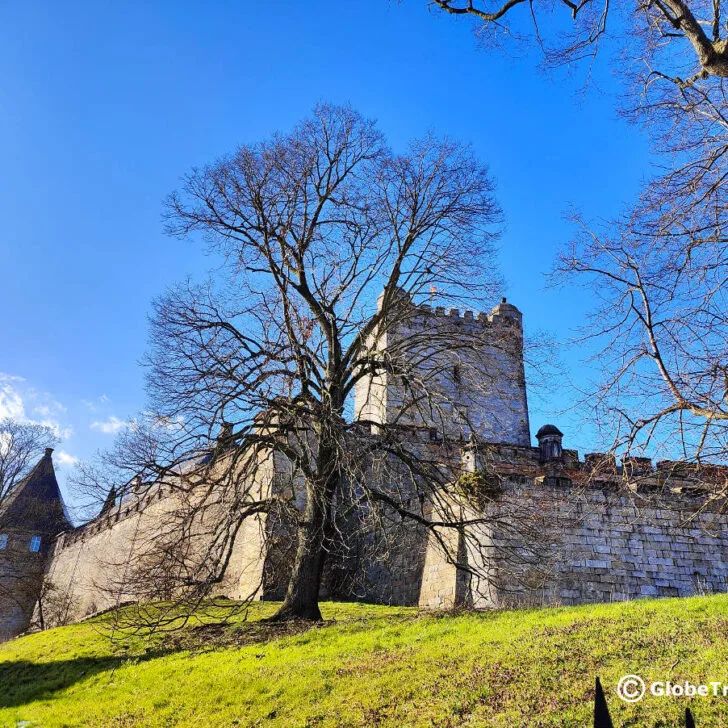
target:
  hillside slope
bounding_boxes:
[1,596,728,727]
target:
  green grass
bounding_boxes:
[2,595,728,727]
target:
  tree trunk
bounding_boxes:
[271,444,339,621]
[272,523,328,621]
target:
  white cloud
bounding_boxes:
[90,416,126,434]
[34,399,67,416]
[38,420,74,440]
[0,372,72,441]
[0,382,25,420]
[56,450,79,467]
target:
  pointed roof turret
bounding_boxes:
[99,485,118,517]
[0,448,71,535]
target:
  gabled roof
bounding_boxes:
[0,448,71,534]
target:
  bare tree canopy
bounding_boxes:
[430,0,728,80]
[78,104,518,623]
[430,0,728,466]
[0,419,58,504]
[555,209,728,463]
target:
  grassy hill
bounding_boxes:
[2,595,728,727]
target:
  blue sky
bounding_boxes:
[0,1,650,501]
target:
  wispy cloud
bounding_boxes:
[0,381,25,420]
[56,450,79,467]
[0,372,73,440]
[81,394,112,413]
[39,421,73,440]
[0,374,25,383]
[33,401,67,418]
[90,416,126,434]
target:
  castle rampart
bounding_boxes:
[11,425,728,636]
[418,434,728,609]
[4,297,728,640]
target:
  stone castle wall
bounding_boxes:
[44,486,192,623]
[495,480,728,607]
[39,441,445,624]
[10,294,728,638]
[42,479,271,626]
[39,437,728,627]
[418,471,728,610]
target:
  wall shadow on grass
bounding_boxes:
[0,650,170,709]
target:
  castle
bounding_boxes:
[2,298,728,642]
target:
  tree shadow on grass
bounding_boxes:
[0,620,322,710]
[0,650,169,709]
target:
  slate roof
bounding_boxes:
[0,448,71,534]
[99,485,118,517]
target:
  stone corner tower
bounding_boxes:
[354,293,530,446]
[0,448,71,641]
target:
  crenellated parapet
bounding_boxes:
[356,291,531,446]
[413,297,523,329]
[53,481,170,552]
[455,424,728,498]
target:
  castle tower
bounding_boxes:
[0,448,70,641]
[354,294,531,446]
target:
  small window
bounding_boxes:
[29,536,41,552]
[453,365,462,384]
[0,534,7,549]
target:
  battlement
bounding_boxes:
[457,429,728,497]
[376,287,522,328]
[581,453,728,483]
[53,481,170,552]
[410,297,523,331]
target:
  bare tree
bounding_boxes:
[428,0,728,469]
[72,104,555,624]
[554,210,728,466]
[0,418,58,504]
[428,0,728,80]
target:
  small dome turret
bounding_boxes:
[536,424,563,439]
[536,424,564,463]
